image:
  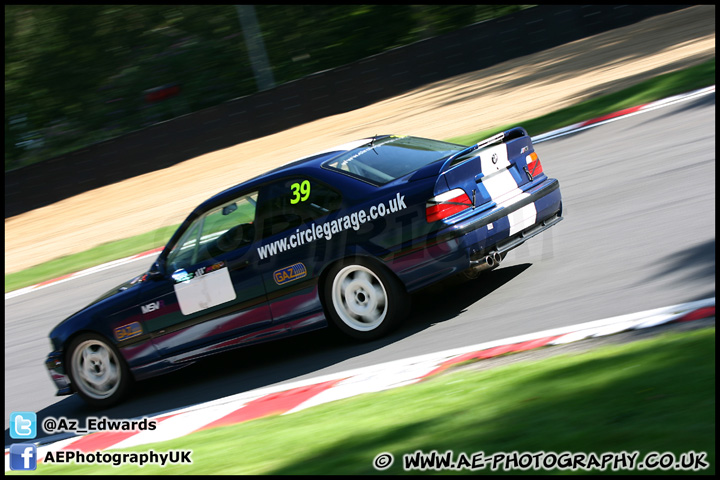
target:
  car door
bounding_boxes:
[140,191,273,359]
[254,176,344,325]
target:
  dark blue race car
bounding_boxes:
[46,128,562,406]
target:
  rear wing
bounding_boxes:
[441,127,528,172]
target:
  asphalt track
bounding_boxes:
[4,93,715,445]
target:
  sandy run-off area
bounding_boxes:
[5,6,715,275]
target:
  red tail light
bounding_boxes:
[526,151,544,177]
[426,189,472,222]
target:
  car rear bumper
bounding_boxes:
[454,177,562,253]
[394,177,562,291]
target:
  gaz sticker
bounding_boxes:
[274,263,307,285]
[114,322,143,342]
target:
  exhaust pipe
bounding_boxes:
[464,251,502,279]
[473,254,496,272]
[470,251,503,271]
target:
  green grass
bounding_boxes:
[20,327,715,475]
[4,224,178,293]
[4,58,715,293]
[448,58,715,145]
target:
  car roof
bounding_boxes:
[193,137,381,214]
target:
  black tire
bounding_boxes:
[66,333,132,408]
[323,257,409,340]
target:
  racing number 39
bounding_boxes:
[290,180,311,204]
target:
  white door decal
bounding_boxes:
[173,267,237,315]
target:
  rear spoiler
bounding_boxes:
[441,127,528,172]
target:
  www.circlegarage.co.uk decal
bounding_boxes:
[274,263,307,285]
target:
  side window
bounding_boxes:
[166,221,202,272]
[167,192,258,271]
[258,178,342,238]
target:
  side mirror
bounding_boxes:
[147,261,165,280]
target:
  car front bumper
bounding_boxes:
[46,350,73,396]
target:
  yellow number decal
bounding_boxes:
[290,180,311,204]
[299,180,310,202]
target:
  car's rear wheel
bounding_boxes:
[324,258,409,340]
[67,333,131,407]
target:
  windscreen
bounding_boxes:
[323,136,464,184]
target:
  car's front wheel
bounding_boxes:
[324,258,409,340]
[67,333,131,407]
